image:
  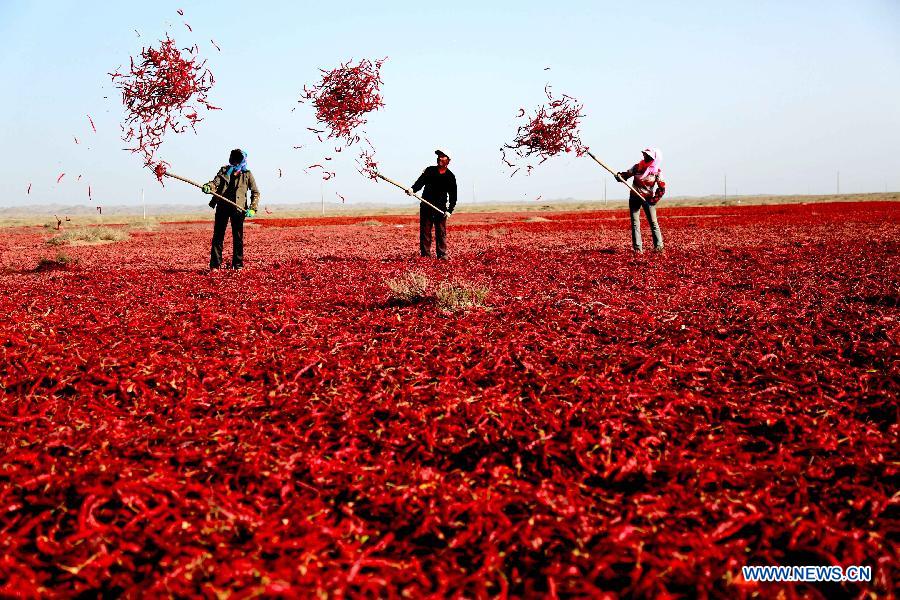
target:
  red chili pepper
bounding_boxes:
[153,161,169,183]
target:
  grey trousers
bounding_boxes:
[629,196,664,251]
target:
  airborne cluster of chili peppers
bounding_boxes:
[357,147,379,181]
[110,36,218,180]
[0,201,895,597]
[299,59,386,181]
[300,58,385,143]
[503,85,588,173]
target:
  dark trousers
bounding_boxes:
[210,204,246,268]
[419,204,447,258]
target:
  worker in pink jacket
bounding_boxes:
[617,147,666,252]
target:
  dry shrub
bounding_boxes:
[358,220,385,227]
[525,216,551,223]
[48,227,129,245]
[36,253,76,272]
[388,272,488,311]
[387,271,429,305]
[128,220,160,232]
[436,280,489,312]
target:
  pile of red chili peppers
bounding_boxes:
[110,36,217,178]
[503,86,587,171]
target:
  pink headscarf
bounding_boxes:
[637,147,662,180]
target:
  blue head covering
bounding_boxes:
[226,149,248,177]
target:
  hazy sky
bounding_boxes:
[2,0,898,207]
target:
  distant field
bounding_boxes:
[1,192,897,228]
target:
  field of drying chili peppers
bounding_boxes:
[0,201,897,598]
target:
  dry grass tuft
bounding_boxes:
[358,220,385,226]
[48,227,129,245]
[525,216,551,223]
[128,219,160,232]
[436,281,489,312]
[387,272,489,311]
[36,253,76,271]
[387,271,429,305]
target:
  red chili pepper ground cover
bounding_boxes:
[0,201,896,598]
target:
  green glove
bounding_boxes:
[244,209,256,218]
[202,183,212,194]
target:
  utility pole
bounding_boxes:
[141,188,146,220]
[472,180,476,204]
[320,180,324,216]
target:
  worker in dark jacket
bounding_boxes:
[203,149,260,270]
[407,150,457,259]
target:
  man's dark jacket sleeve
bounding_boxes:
[448,172,457,213]
[411,169,428,193]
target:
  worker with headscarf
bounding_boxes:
[202,148,260,270]
[407,150,457,259]
[617,147,665,252]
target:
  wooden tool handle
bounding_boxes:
[375,173,447,216]
[586,151,648,202]
[164,171,245,211]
